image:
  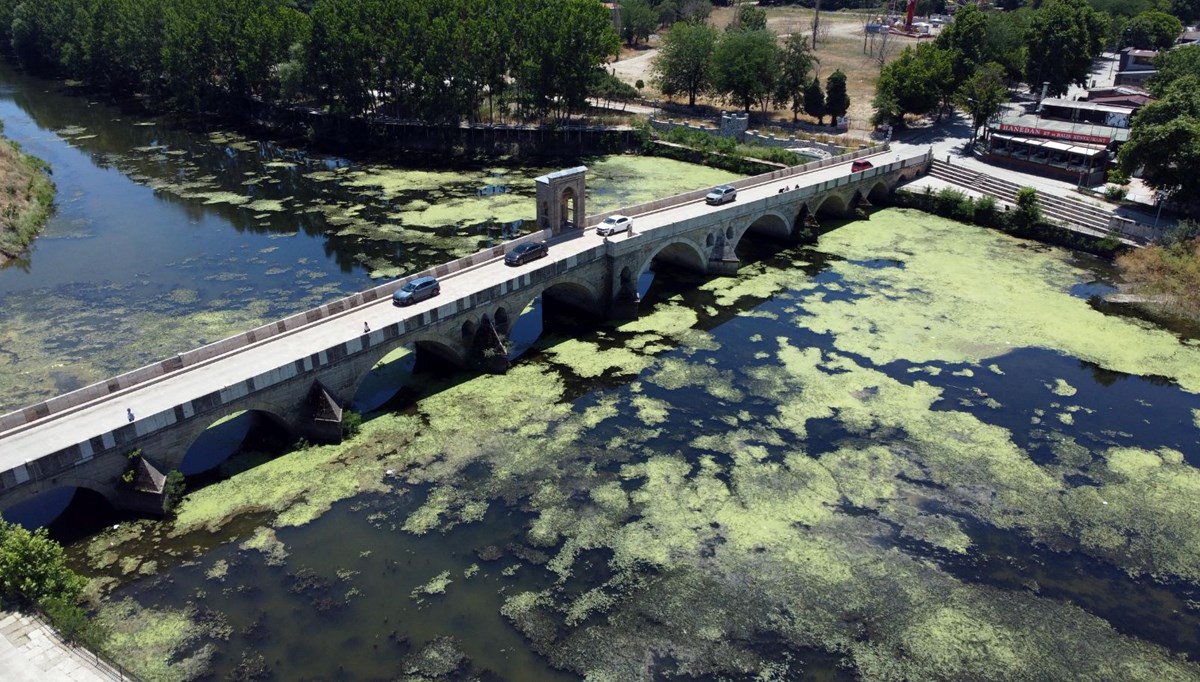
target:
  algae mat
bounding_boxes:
[80,209,1200,681]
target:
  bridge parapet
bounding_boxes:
[585,144,889,227]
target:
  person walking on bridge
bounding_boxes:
[126,408,134,422]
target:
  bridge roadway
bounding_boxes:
[0,151,902,477]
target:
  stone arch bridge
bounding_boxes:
[0,149,931,517]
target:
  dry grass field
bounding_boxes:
[614,6,927,134]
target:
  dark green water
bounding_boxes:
[3,60,1200,681]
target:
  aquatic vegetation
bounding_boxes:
[412,570,452,599]
[804,211,1200,393]
[539,338,653,379]
[171,413,423,532]
[98,598,218,682]
[239,527,288,566]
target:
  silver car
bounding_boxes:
[705,185,737,205]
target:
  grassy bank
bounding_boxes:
[0,124,55,266]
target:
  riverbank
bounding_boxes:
[0,124,54,267]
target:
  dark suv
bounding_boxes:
[392,276,441,306]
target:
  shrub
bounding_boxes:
[1107,168,1130,186]
[934,187,974,221]
[1011,187,1041,230]
[1103,185,1128,202]
[973,195,999,225]
[162,470,186,513]
[341,410,363,438]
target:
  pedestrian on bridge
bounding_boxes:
[127,408,134,422]
[364,321,370,334]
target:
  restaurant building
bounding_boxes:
[981,98,1136,186]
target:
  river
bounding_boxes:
[3,61,1200,681]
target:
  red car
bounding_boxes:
[851,160,874,172]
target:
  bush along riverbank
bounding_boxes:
[0,122,54,267]
[895,186,1127,259]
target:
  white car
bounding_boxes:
[596,214,632,236]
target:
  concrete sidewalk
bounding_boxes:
[0,610,128,681]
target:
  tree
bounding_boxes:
[1024,0,1109,97]
[1117,76,1200,206]
[651,20,718,107]
[711,29,779,113]
[678,0,713,24]
[934,2,988,87]
[825,69,850,126]
[0,521,85,607]
[1167,0,1200,24]
[1148,44,1200,97]
[803,78,826,125]
[728,4,767,32]
[1123,10,1184,50]
[872,44,945,125]
[513,0,620,120]
[983,10,1029,83]
[772,32,816,122]
[955,62,1008,146]
[619,0,657,47]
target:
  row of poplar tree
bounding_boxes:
[0,0,622,122]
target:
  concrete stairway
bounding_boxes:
[927,160,1114,235]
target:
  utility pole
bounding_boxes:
[812,0,821,48]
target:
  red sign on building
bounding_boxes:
[998,124,1111,146]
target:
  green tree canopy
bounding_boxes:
[803,77,826,125]
[825,69,851,125]
[651,20,718,107]
[955,62,1008,144]
[872,44,946,125]
[772,32,816,122]
[1025,0,1109,97]
[619,0,657,46]
[1123,10,1184,50]
[0,521,85,607]
[728,4,767,32]
[933,3,989,87]
[1148,43,1200,97]
[711,28,779,113]
[1167,0,1200,23]
[1118,76,1200,205]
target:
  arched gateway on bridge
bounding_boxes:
[0,150,931,520]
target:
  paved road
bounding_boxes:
[0,153,897,469]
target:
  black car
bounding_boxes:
[505,241,549,266]
[392,275,441,306]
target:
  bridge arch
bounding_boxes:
[637,237,708,277]
[814,193,850,218]
[743,211,792,240]
[406,334,468,368]
[868,180,892,203]
[180,408,292,475]
[540,279,602,316]
[2,484,118,528]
